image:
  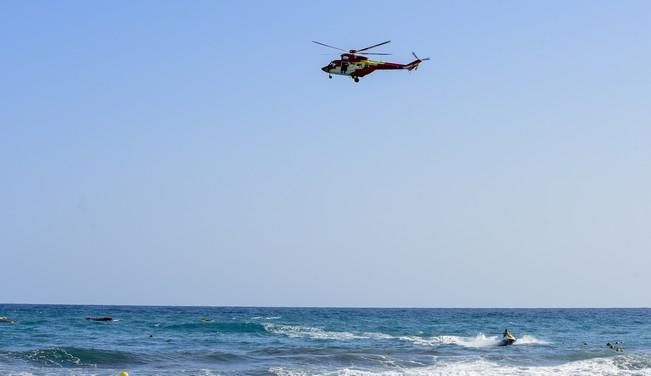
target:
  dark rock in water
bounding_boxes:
[0,316,16,324]
[86,316,113,321]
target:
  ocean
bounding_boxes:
[0,305,649,375]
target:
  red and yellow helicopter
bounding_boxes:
[313,40,429,82]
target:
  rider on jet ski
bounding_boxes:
[497,328,516,346]
[503,328,515,341]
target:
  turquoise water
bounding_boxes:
[1,305,650,375]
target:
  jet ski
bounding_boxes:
[498,332,516,346]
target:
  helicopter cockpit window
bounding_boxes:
[342,55,349,60]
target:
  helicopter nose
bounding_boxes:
[321,66,329,72]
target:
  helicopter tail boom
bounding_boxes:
[404,59,421,71]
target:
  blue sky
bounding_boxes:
[1,1,650,307]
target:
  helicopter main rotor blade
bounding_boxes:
[312,41,346,52]
[355,40,391,53]
[358,52,392,56]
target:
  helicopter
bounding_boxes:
[313,40,429,82]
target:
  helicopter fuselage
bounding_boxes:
[321,53,420,81]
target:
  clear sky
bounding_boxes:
[1,1,650,307]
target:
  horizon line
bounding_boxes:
[1,302,649,310]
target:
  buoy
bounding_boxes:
[119,372,129,376]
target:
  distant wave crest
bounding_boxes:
[252,316,282,320]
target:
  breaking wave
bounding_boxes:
[399,333,549,348]
[270,354,651,376]
[263,324,366,340]
[263,324,393,341]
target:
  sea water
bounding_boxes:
[0,305,650,375]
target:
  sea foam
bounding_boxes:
[263,324,393,341]
[271,356,651,376]
[264,324,365,340]
[399,333,549,348]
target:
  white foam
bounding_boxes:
[270,367,309,376]
[400,333,549,348]
[264,324,365,340]
[399,333,500,348]
[264,324,395,341]
[417,357,651,376]
[273,356,651,376]
[513,334,550,346]
[363,332,395,340]
[197,369,222,376]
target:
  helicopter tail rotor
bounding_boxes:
[406,52,430,71]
